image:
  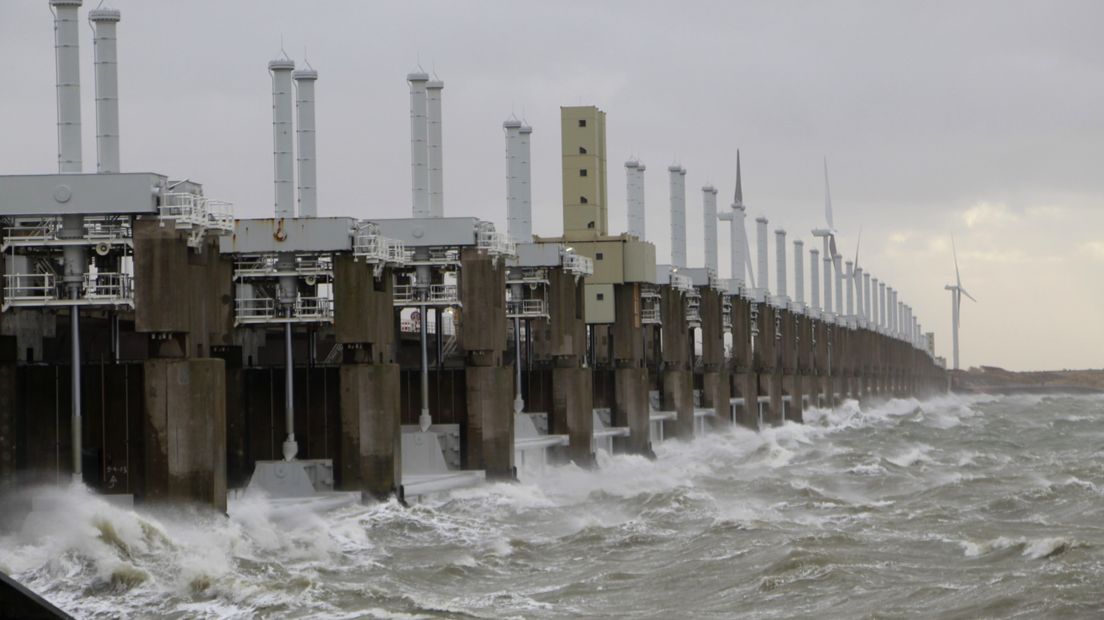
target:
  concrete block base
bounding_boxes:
[339,363,400,501]
[143,358,227,512]
[465,366,515,479]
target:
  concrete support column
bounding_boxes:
[143,358,227,511]
[551,365,594,466]
[0,337,16,491]
[338,363,400,500]
[465,364,514,479]
[662,370,694,439]
[613,367,650,454]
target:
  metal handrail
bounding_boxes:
[562,252,594,276]
[507,298,547,318]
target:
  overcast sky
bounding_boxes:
[3,1,1102,371]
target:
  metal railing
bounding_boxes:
[354,222,407,266]
[2,271,134,310]
[233,254,333,280]
[2,216,132,251]
[160,192,235,247]
[507,298,548,319]
[476,222,517,257]
[234,295,334,324]
[393,283,460,306]
[562,252,594,276]
[669,273,694,292]
[205,200,235,233]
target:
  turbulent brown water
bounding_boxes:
[3,393,1104,619]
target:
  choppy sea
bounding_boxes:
[3,392,1104,618]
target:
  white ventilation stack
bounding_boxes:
[878,281,886,330]
[504,119,531,242]
[833,257,843,319]
[823,247,833,314]
[426,77,444,217]
[52,0,83,174]
[810,247,820,311]
[855,267,865,322]
[407,70,430,217]
[794,240,805,307]
[52,0,86,483]
[90,7,121,173]
[293,66,318,218]
[668,165,687,268]
[756,216,769,296]
[864,273,872,322]
[625,160,645,239]
[703,185,719,275]
[269,58,296,219]
[774,228,787,304]
[845,261,854,318]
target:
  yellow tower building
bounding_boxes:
[561,106,608,238]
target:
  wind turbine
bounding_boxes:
[944,237,976,370]
[812,158,842,314]
[719,150,756,293]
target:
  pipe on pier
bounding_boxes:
[294,66,318,217]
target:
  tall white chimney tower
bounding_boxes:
[703,185,719,275]
[864,273,872,322]
[53,0,83,174]
[774,228,788,304]
[845,260,854,318]
[90,7,120,173]
[625,160,645,239]
[407,70,430,217]
[293,66,318,218]
[269,58,296,219]
[504,118,533,242]
[756,216,769,296]
[810,247,820,312]
[668,165,687,268]
[793,240,805,308]
[426,77,444,217]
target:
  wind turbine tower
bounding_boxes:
[944,238,976,370]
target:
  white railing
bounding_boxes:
[3,271,135,310]
[84,272,132,301]
[160,192,207,228]
[205,200,235,233]
[3,273,57,303]
[670,273,694,292]
[562,252,594,276]
[2,216,133,251]
[476,222,517,257]
[506,269,549,286]
[641,284,661,299]
[393,283,460,306]
[507,298,548,319]
[233,254,332,279]
[235,295,333,323]
[641,305,661,325]
[354,222,407,265]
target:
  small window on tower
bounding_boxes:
[579,169,588,177]
[579,147,588,154]
[580,196,588,204]
[596,252,604,260]
[587,221,595,229]
[578,119,587,128]
[596,293,605,301]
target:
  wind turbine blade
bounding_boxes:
[960,288,977,303]
[734,150,743,205]
[853,225,863,269]
[828,233,838,262]
[740,224,756,289]
[823,157,834,230]
[952,236,961,289]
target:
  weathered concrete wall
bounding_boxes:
[143,358,226,511]
[465,365,514,479]
[533,269,587,360]
[0,337,15,490]
[339,363,400,500]
[613,366,650,455]
[551,366,595,466]
[334,257,394,358]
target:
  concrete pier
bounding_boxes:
[459,248,513,478]
[334,256,400,499]
[134,220,231,510]
[659,285,694,439]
